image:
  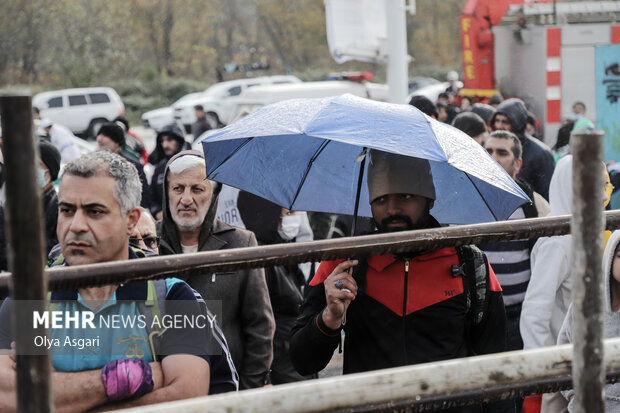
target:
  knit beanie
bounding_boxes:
[97,122,126,148]
[367,149,436,203]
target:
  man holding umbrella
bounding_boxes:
[290,150,512,413]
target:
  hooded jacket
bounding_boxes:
[558,230,620,412]
[520,155,573,349]
[147,124,191,216]
[490,99,555,200]
[290,215,513,412]
[157,150,275,390]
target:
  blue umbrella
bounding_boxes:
[201,94,529,226]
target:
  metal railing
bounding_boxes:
[1,95,613,412]
[2,212,620,296]
[115,339,620,413]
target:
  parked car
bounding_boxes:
[173,75,302,132]
[33,87,125,138]
[141,92,202,132]
[407,82,458,103]
[408,76,441,94]
[225,80,390,123]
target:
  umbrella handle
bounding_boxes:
[339,266,354,326]
[340,290,351,325]
[351,147,367,237]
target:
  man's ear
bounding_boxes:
[428,199,435,210]
[514,158,523,174]
[126,207,141,234]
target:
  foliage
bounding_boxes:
[408,0,467,78]
[0,0,466,118]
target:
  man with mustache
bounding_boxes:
[0,151,212,410]
[290,150,512,413]
[157,150,275,390]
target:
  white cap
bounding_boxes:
[447,71,459,81]
[40,118,53,129]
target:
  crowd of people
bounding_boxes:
[0,77,613,412]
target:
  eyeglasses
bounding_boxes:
[129,235,160,250]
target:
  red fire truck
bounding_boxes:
[460,0,620,145]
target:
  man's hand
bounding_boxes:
[98,354,209,410]
[322,260,358,329]
[0,355,16,411]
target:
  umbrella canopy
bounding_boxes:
[201,94,529,225]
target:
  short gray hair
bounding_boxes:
[61,151,141,215]
[166,154,220,192]
[137,206,156,226]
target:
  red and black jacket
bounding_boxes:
[290,247,507,376]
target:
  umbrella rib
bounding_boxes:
[464,173,499,221]
[289,139,330,209]
[209,137,255,175]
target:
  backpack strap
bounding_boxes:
[454,245,490,326]
[50,254,66,268]
[138,279,167,360]
[190,287,240,392]
[46,291,59,312]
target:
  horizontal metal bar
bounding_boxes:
[1,211,620,295]
[116,338,620,413]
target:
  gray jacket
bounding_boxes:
[158,150,275,390]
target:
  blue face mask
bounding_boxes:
[38,168,48,189]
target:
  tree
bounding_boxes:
[408,0,466,76]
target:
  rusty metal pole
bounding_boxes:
[570,130,605,413]
[0,94,52,412]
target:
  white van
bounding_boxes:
[173,75,302,131]
[33,87,125,138]
[227,80,389,123]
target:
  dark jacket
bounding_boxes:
[516,178,539,219]
[290,219,513,413]
[0,186,58,272]
[237,191,310,384]
[157,150,275,390]
[42,186,59,255]
[148,157,170,216]
[490,99,555,200]
[122,153,150,209]
[191,116,211,142]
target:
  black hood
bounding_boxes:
[237,191,281,245]
[159,149,222,253]
[490,98,528,135]
[148,123,187,165]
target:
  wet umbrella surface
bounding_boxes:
[201,94,529,225]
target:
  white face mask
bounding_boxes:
[278,214,301,240]
[38,168,49,189]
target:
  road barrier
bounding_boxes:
[2,211,620,296]
[117,339,620,413]
[0,97,613,412]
